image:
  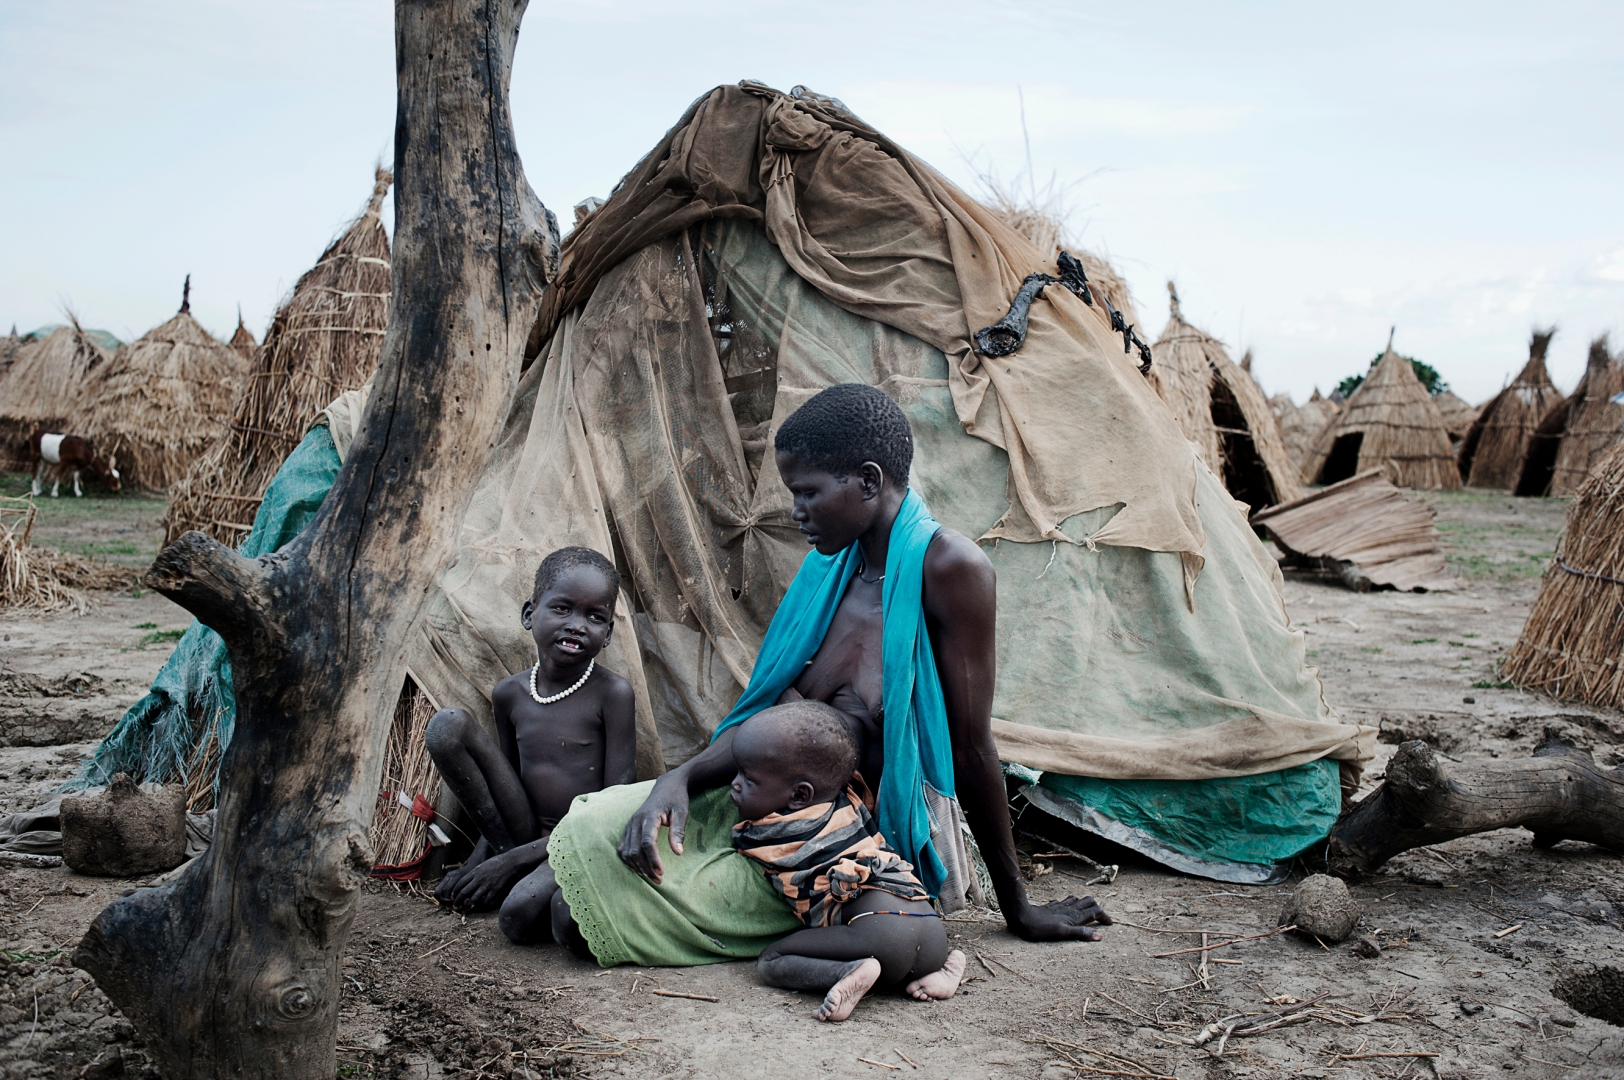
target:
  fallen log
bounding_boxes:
[1326,734,1624,877]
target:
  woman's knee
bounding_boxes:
[498,885,550,945]
[424,708,475,761]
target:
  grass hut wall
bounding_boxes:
[0,320,114,469]
[79,284,248,492]
[1304,344,1460,489]
[163,167,392,545]
[1276,389,1340,478]
[1518,335,1624,498]
[1432,390,1480,442]
[1149,284,1303,512]
[1503,439,1624,706]
[1457,328,1564,489]
[228,312,257,361]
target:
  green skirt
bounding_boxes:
[548,781,802,968]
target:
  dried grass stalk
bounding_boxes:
[0,496,138,612]
[0,319,113,468]
[79,304,248,492]
[1504,441,1624,705]
[181,708,226,813]
[163,168,392,545]
[1460,328,1564,489]
[1548,335,1624,496]
[370,679,443,874]
[1305,344,1461,490]
[1150,285,1302,511]
[228,314,257,361]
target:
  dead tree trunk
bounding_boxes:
[73,3,558,1076]
[1327,735,1624,878]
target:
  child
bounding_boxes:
[730,701,966,1021]
[426,545,636,947]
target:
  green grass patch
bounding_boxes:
[1411,637,1437,644]
[1471,679,1517,690]
[133,622,157,630]
[1448,641,1465,647]
[1361,646,1383,654]
[137,629,186,648]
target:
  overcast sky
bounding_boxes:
[3,1,1620,404]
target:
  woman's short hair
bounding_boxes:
[774,383,913,486]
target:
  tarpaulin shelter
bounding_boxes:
[1305,343,1460,490]
[94,84,1371,880]
[1458,329,1564,489]
[1150,284,1302,514]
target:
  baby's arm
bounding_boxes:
[601,674,637,788]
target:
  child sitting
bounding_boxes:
[426,546,635,948]
[730,701,966,1021]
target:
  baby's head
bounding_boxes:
[522,546,620,667]
[730,701,859,820]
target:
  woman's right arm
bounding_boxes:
[616,725,739,883]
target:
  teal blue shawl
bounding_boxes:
[712,489,956,895]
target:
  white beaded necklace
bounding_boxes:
[529,658,594,705]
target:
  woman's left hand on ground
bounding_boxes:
[1009,894,1114,942]
[445,851,521,912]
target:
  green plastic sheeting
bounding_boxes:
[1037,759,1341,867]
[81,425,343,789]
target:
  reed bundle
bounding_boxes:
[0,496,138,612]
[370,680,444,877]
[1504,441,1624,706]
[163,168,392,545]
[1547,335,1623,497]
[80,294,248,492]
[1150,284,1302,512]
[0,319,113,468]
[1459,328,1564,489]
[1251,468,1454,592]
[1305,343,1460,490]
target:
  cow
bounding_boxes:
[27,429,121,498]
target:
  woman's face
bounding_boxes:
[775,452,880,556]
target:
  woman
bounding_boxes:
[543,384,1111,966]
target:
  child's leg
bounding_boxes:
[756,899,954,1021]
[499,863,558,945]
[425,708,539,901]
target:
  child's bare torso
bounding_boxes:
[788,573,886,786]
[492,671,615,826]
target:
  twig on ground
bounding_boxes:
[893,1047,920,1069]
[975,953,1000,978]
[651,989,719,1003]
[1493,923,1524,938]
[1151,925,1295,957]
[982,954,1033,982]
[416,931,474,960]
[858,1057,900,1070]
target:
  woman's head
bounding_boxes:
[774,384,914,555]
[730,700,860,820]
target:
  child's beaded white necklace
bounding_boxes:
[529,659,594,705]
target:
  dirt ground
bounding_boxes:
[3,489,1623,1079]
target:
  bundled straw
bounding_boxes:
[79,285,248,491]
[163,167,392,545]
[1274,389,1340,475]
[0,318,113,468]
[371,680,444,878]
[1458,328,1564,489]
[0,496,138,613]
[1304,336,1460,490]
[1545,335,1623,496]
[1150,284,1302,512]
[1504,441,1624,706]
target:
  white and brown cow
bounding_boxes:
[27,429,121,497]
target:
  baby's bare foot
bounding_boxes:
[905,949,965,1001]
[814,958,881,1022]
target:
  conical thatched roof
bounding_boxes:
[1541,335,1624,497]
[1504,439,1624,706]
[164,167,392,545]
[1305,338,1459,489]
[1458,328,1564,489]
[0,319,114,468]
[1274,389,1340,476]
[79,282,248,491]
[229,311,257,360]
[0,327,21,381]
[1149,284,1302,512]
[1431,391,1480,440]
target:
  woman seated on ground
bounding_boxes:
[529,384,1112,969]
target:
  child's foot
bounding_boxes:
[905,949,965,1001]
[814,958,881,1022]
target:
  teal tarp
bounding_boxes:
[82,425,342,788]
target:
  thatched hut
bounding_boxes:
[1457,328,1564,489]
[1503,440,1624,706]
[0,319,114,469]
[0,327,22,381]
[163,167,392,544]
[228,311,257,361]
[79,281,248,491]
[979,189,1142,332]
[1431,391,1480,442]
[1304,339,1459,489]
[1274,389,1340,477]
[1516,335,1624,498]
[1150,284,1302,512]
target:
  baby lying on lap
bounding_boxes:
[729,701,966,1021]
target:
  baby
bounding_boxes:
[730,701,966,1021]
[426,545,636,948]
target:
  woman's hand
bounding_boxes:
[617,775,691,884]
[1008,894,1114,942]
[444,848,522,912]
